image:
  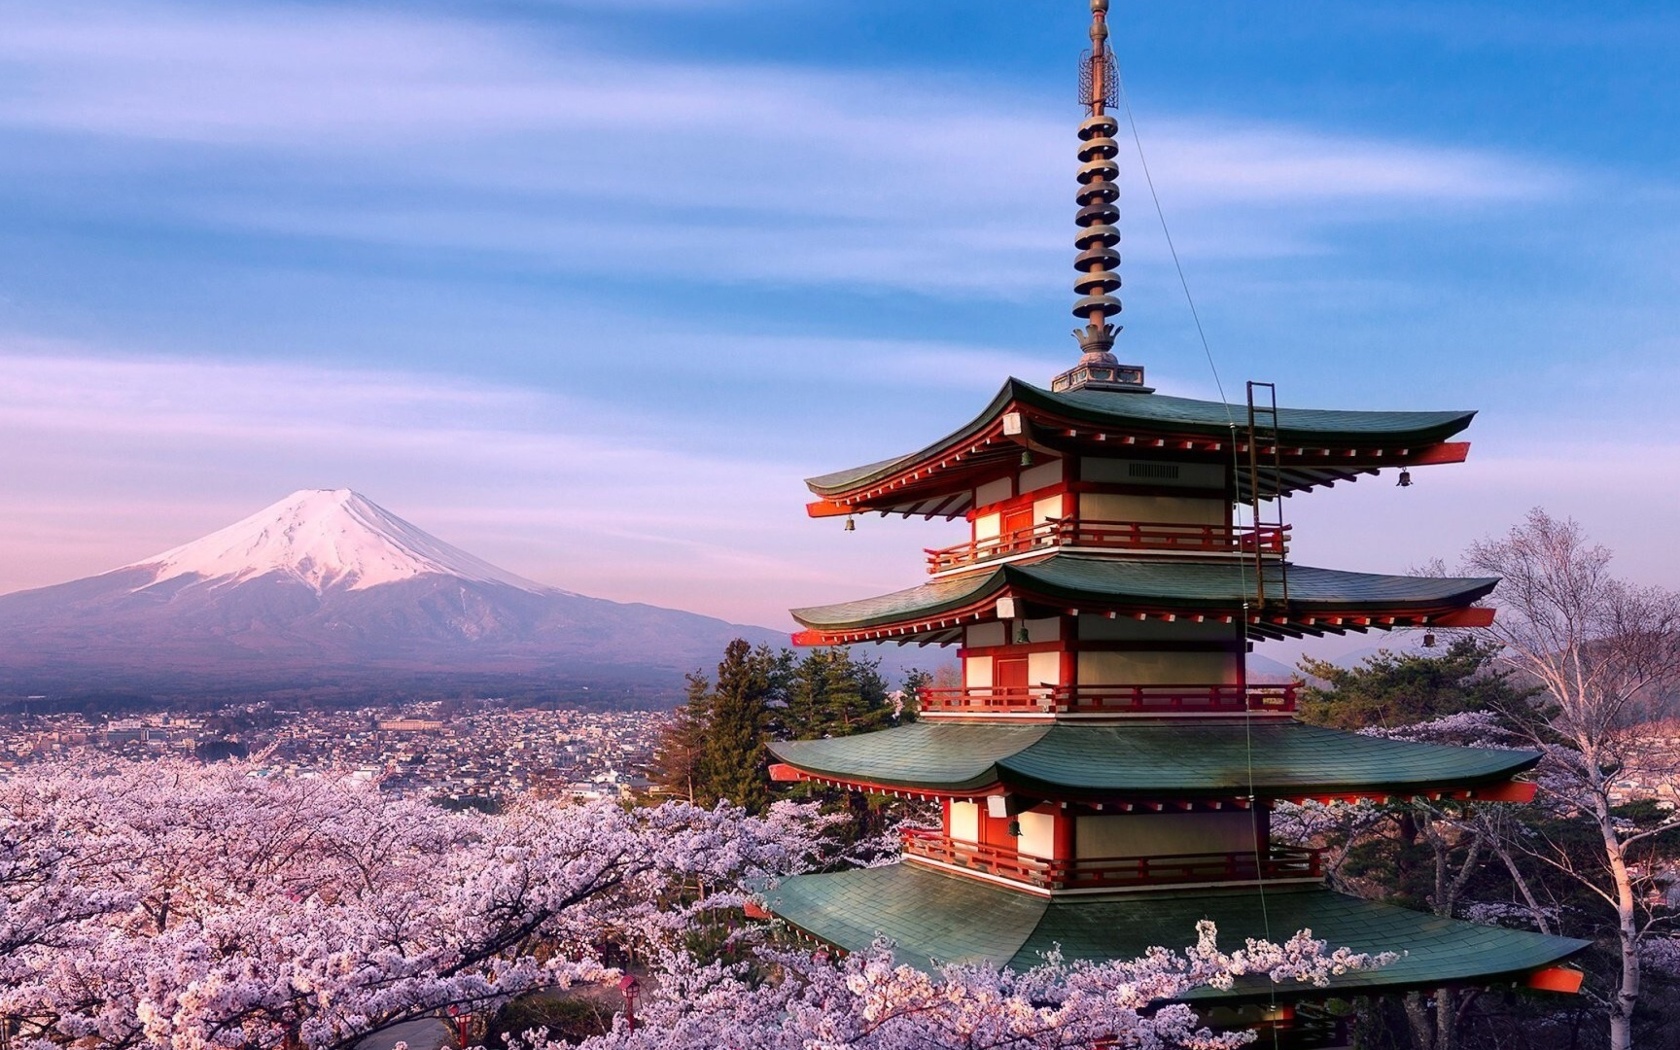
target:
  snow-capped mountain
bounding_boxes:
[129,489,559,596]
[0,490,802,699]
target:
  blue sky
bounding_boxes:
[1,0,1676,655]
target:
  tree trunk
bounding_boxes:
[1404,991,1434,1050]
[1435,987,1460,1050]
[1600,803,1640,1050]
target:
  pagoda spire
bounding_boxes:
[1053,0,1149,394]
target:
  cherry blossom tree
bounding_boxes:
[1466,510,1680,1050]
[0,806,124,990]
[0,760,832,1050]
[550,922,1391,1050]
[0,759,1395,1050]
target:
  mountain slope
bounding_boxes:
[0,490,804,697]
[130,488,557,595]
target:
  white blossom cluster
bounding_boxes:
[553,922,1393,1050]
[1,759,1391,1050]
[0,759,829,1050]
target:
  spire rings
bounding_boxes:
[1075,223,1120,250]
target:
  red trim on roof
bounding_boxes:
[807,499,853,518]
[1526,967,1585,994]
[1432,607,1496,628]
[1469,779,1537,803]
[1409,441,1471,466]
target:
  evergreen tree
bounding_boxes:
[898,668,931,724]
[1295,636,1532,731]
[698,639,778,814]
[780,648,891,740]
[650,672,712,802]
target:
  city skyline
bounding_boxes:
[2,0,1676,655]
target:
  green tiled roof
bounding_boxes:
[762,864,1587,999]
[767,721,1538,798]
[807,379,1476,496]
[789,555,1498,631]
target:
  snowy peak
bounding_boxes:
[128,489,554,595]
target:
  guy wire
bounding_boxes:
[1117,59,1281,1037]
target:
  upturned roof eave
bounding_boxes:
[765,722,1541,800]
[804,379,1023,498]
[803,378,1478,505]
[789,556,1500,634]
[761,866,1590,992]
[765,758,1543,803]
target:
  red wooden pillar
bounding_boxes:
[1060,614,1078,706]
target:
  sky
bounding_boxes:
[1,0,1677,661]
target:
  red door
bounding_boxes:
[994,656,1029,706]
[1001,506,1033,552]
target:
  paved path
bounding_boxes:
[357,1018,452,1050]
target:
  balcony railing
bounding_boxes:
[918,682,1298,716]
[901,828,1323,891]
[925,517,1289,574]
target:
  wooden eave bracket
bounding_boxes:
[1285,778,1535,806]
[807,499,853,519]
[769,766,995,801]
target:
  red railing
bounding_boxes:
[925,517,1289,573]
[917,682,1298,715]
[901,828,1323,891]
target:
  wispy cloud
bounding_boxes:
[0,0,1573,300]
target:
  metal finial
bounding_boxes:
[1053,0,1146,394]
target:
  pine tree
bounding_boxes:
[898,668,931,723]
[1295,636,1531,731]
[780,648,891,740]
[650,672,711,802]
[698,639,777,813]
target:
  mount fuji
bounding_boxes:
[0,489,798,701]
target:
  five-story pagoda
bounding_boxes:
[760,0,1587,1025]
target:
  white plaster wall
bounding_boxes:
[1075,813,1256,859]
[974,511,1001,541]
[976,478,1013,508]
[1017,811,1056,859]
[966,622,1006,648]
[1078,492,1226,526]
[1018,460,1063,494]
[1024,617,1061,643]
[1077,650,1237,685]
[965,656,994,688]
[1032,495,1065,525]
[950,801,980,843]
[1027,651,1061,686]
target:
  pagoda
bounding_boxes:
[759,0,1588,1037]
